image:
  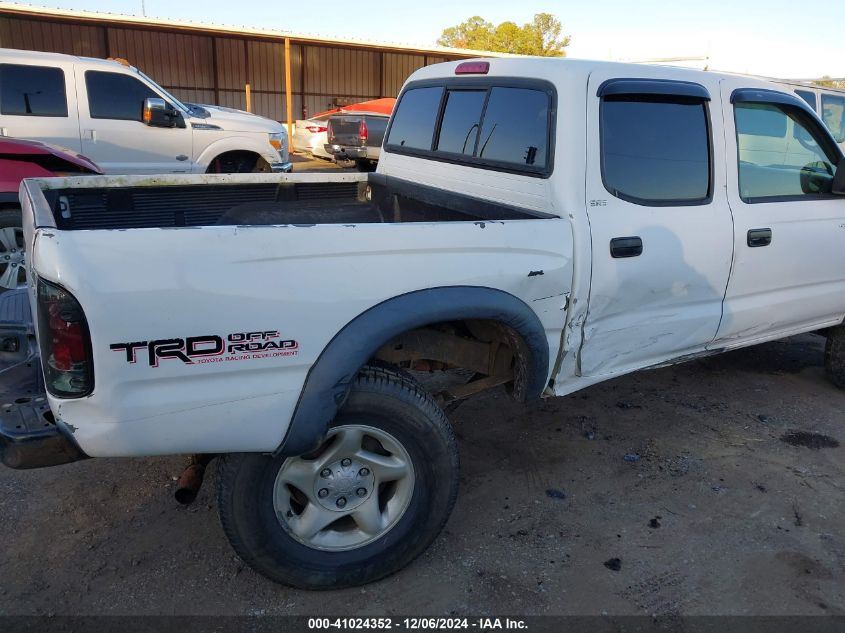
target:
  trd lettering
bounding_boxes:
[110,331,295,367]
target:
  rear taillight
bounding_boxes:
[306,125,328,133]
[359,119,368,143]
[327,122,335,143]
[37,279,93,398]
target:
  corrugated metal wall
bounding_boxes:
[0,13,460,124]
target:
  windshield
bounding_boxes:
[135,68,189,113]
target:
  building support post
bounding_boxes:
[284,37,294,148]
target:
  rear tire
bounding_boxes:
[825,325,845,389]
[217,364,459,589]
[0,207,25,291]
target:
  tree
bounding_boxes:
[437,13,570,57]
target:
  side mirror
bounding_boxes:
[834,157,845,195]
[143,97,179,128]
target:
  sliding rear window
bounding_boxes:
[384,78,555,177]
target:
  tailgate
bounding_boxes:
[328,115,365,146]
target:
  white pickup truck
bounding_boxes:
[0,48,292,175]
[6,58,845,589]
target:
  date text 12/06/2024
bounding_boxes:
[307,618,528,631]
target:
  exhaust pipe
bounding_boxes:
[174,454,216,505]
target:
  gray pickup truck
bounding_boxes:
[324,113,389,171]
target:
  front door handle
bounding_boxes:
[610,236,643,258]
[747,228,772,248]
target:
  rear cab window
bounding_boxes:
[385,78,555,177]
[0,64,68,117]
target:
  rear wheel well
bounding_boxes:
[371,318,532,406]
[206,150,271,174]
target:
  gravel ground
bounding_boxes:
[1,333,843,616]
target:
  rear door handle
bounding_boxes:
[610,236,643,258]
[747,228,772,248]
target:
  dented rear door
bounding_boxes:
[577,70,734,377]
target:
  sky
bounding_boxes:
[7,0,844,80]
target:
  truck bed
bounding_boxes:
[38,173,554,231]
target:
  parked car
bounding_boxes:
[777,80,845,151]
[0,48,291,174]
[0,137,101,289]
[8,58,845,590]
[295,100,395,162]
[293,113,333,160]
[324,98,395,171]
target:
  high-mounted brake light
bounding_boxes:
[359,119,369,142]
[455,61,490,75]
[37,279,94,398]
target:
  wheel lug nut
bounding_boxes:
[359,467,370,476]
[318,488,329,498]
[341,458,352,467]
[320,468,331,478]
[336,497,347,508]
[356,488,367,497]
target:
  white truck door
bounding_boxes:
[578,73,734,377]
[713,79,845,346]
[0,59,81,152]
[75,67,192,174]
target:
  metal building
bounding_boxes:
[0,3,489,138]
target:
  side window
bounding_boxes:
[795,90,817,112]
[0,64,67,117]
[85,71,158,121]
[600,96,711,204]
[436,90,486,155]
[476,87,549,167]
[735,102,838,201]
[385,87,443,150]
[822,94,845,144]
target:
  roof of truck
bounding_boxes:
[408,58,845,107]
[0,47,131,69]
[411,56,787,90]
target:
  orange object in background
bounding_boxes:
[311,97,396,120]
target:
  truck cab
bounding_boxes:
[0,48,291,174]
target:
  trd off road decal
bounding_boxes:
[110,330,299,367]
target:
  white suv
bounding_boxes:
[0,48,291,174]
[777,80,845,152]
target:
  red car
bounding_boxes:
[0,138,101,289]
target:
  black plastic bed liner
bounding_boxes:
[44,174,556,231]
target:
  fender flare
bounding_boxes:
[276,286,550,456]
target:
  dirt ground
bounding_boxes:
[1,333,844,616]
